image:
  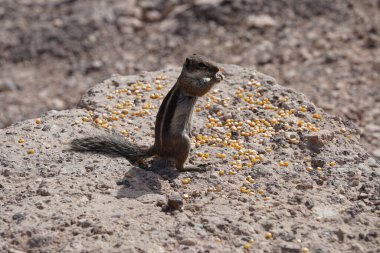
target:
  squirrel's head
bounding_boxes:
[182,54,224,82]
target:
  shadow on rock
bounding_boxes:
[115,165,180,199]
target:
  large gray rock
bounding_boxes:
[0,65,379,252]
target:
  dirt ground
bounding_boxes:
[0,0,379,160]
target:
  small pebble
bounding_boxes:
[164,193,183,211]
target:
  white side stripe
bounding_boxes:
[159,86,176,151]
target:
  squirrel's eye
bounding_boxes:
[197,62,207,69]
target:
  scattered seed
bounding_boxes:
[265,232,273,239]
[27,149,36,155]
[181,178,192,184]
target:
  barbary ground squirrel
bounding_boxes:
[71,54,224,171]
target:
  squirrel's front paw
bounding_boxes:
[215,72,224,82]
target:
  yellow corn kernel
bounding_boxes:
[265,232,273,239]
[313,113,321,119]
[82,117,90,122]
[240,187,248,193]
[120,130,129,136]
[155,84,164,90]
[217,153,226,159]
[258,189,265,195]
[18,138,26,144]
[329,161,336,167]
[306,167,313,172]
[27,149,36,155]
[144,85,152,91]
[181,178,192,184]
[243,243,251,250]
[35,118,42,124]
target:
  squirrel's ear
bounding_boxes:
[185,58,191,67]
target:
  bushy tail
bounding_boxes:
[70,135,155,163]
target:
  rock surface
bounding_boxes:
[1,65,379,252]
[0,0,379,162]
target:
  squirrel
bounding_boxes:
[71,54,224,171]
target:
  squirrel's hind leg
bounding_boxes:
[150,156,179,179]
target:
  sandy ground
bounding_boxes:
[0,0,380,161]
[1,65,379,252]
